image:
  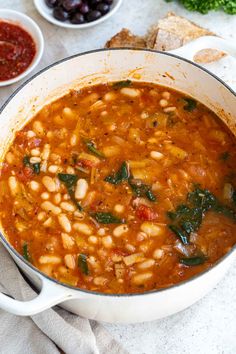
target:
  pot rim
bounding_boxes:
[0,47,236,298]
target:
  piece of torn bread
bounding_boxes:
[105,12,225,64]
[105,28,146,48]
[146,12,214,51]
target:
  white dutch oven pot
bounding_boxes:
[0,36,236,323]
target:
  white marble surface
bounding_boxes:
[1,1,236,353]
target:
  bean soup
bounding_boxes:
[1,81,236,294]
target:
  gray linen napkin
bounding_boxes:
[0,243,128,354]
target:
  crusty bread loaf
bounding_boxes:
[105,12,225,64]
[105,28,146,48]
[146,12,214,51]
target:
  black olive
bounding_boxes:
[45,0,58,8]
[62,0,82,11]
[79,3,90,14]
[96,3,110,14]
[89,0,101,7]
[86,10,102,22]
[104,0,113,4]
[70,12,85,24]
[53,7,70,21]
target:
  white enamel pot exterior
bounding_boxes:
[0,36,236,323]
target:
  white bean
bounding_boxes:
[102,235,113,248]
[30,156,41,164]
[54,193,62,205]
[64,254,76,269]
[138,259,155,269]
[73,222,93,235]
[132,272,153,285]
[140,222,164,237]
[120,87,140,98]
[33,121,44,136]
[60,202,76,212]
[37,211,46,221]
[41,192,49,200]
[6,152,15,164]
[29,180,40,191]
[114,204,124,213]
[74,210,84,220]
[153,248,164,259]
[42,176,56,192]
[104,92,116,101]
[48,165,59,174]
[75,179,88,200]
[97,228,106,236]
[162,91,170,100]
[8,176,20,196]
[113,225,129,237]
[41,144,50,160]
[39,255,61,264]
[61,233,75,249]
[163,107,176,113]
[93,277,107,286]
[30,148,40,157]
[159,99,168,107]
[70,134,77,146]
[41,201,61,215]
[27,130,36,138]
[150,151,164,160]
[88,236,98,244]
[58,214,71,233]
[62,107,75,119]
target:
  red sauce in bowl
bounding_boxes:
[0,21,36,81]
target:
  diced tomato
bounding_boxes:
[136,204,157,221]
[15,131,27,146]
[16,166,34,182]
[77,159,95,168]
[28,137,41,149]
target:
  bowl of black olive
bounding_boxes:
[34,0,122,28]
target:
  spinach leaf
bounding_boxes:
[84,140,105,158]
[78,254,89,275]
[58,173,78,188]
[112,80,132,89]
[32,163,40,175]
[180,256,206,266]
[168,225,189,245]
[183,98,197,111]
[23,243,30,262]
[91,212,125,224]
[187,188,217,212]
[23,155,31,166]
[58,173,82,211]
[23,156,40,175]
[168,186,236,244]
[104,161,129,185]
[128,177,157,202]
[219,151,230,161]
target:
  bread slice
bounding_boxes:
[105,28,146,48]
[105,13,225,63]
[146,12,214,51]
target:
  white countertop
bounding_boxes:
[1,1,236,353]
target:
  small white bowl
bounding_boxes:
[34,0,123,29]
[0,9,44,87]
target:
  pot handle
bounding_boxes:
[169,35,236,61]
[0,274,76,316]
